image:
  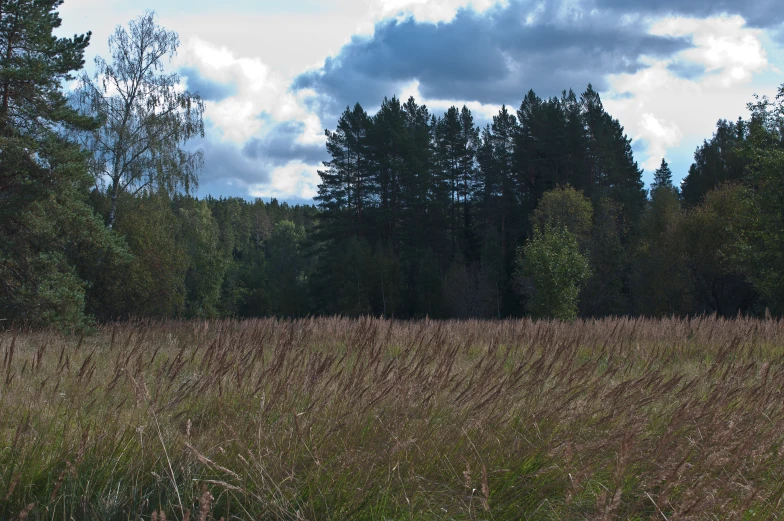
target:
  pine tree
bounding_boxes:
[458,106,480,260]
[580,83,646,231]
[369,96,407,247]
[489,105,518,260]
[436,106,462,256]
[561,89,589,192]
[0,0,123,328]
[516,90,542,203]
[315,103,372,241]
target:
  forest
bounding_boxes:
[6,3,784,519]
[1,2,783,330]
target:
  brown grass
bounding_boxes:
[1,316,784,519]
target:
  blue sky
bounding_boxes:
[57,0,784,203]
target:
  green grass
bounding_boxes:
[2,316,784,519]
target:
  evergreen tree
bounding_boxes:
[487,105,519,260]
[561,89,590,192]
[516,90,568,206]
[178,198,227,318]
[315,103,372,241]
[651,158,674,191]
[266,220,308,316]
[97,192,188,319]
[370,96,407,247]
[0,0,122,328]
[308,86,783,319]
[739,88,784,311]
[632,184,688,315]
[581,83,646,223]
[436,106,463,257]
[458,106,480,260]
[681,119,747,205]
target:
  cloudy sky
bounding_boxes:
[57,0,784,203]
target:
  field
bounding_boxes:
[2,317,784,520]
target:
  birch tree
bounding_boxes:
[77,11,205,228]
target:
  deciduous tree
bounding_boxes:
[76,11,204,229]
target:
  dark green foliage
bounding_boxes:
[97,193,189,319]
[316,103,373,241]
[178,198,227,318]
[742,88,784,312]
[265,220,308,316]
[0,0,122,329]
[206,197,317,318]
[651,158,674,191]
[681,118,747,205]
[312,85,649,318]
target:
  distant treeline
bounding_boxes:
[90,87,784,323]
[1,3,782,328]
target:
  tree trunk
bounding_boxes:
[107,180,119,229]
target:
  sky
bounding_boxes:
[56,0,784,203]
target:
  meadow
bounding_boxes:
[2,316,784,520]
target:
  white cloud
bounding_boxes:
[637,112,683,170]
[249,161,321,200]
[56,0,514,201]
[178,37,325,147]
[603,15,773,176]
[650,15,767,86]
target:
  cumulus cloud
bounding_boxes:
[195,133,321,201]
[602,15,772,176]
[248,161,322,201]
[289,0,782,191]
[196,139,270,188]
[371,0,509,24]
[173,38,328,199]
[651,15,768,85]
[178,37,325,146]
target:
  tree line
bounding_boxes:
[1,1,782,329]
[312,87,783,320]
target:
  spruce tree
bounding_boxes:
[651,158,674,191]
[436,106,462,256]
[370,96,407,247]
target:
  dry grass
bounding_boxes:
[2,316,784,520]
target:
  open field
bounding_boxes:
[2,317,784,520]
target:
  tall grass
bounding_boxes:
[2,316,784,519]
